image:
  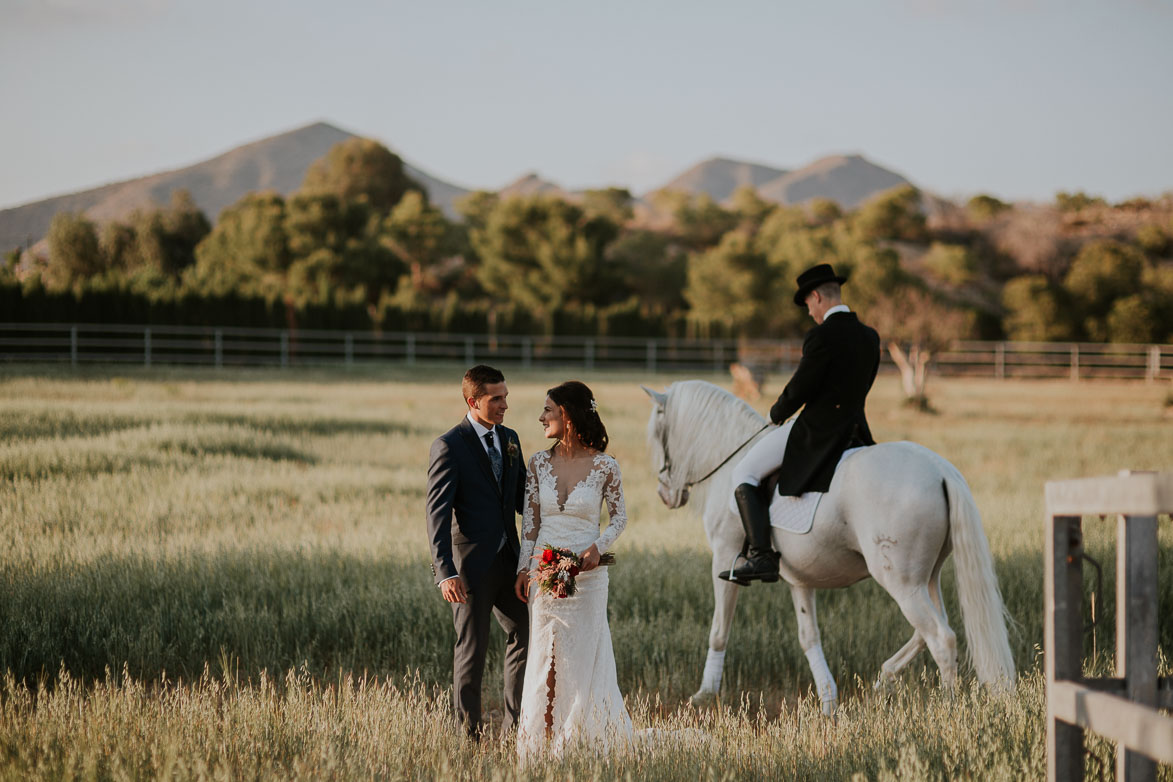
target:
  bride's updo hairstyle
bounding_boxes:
[547,380,608,452]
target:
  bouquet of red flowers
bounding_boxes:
[529,544,615,599]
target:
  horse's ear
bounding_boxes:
[640,385,668,407]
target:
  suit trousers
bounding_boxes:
[450,544,529,738]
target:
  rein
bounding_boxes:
[659,422,770,490]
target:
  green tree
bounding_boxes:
[807,198,842,226]
[966,194,1009,222]
[382,191,453,293]
[1,248,20,283]
[129,190,211,278]
[1001,276,1075,341]
[1134,224,1171,257]
[581,188,634,225]
[284,193,401,306]
[454,190,500,234]
[1055,191,1105,212]
[45,212,103,289]
[1145,265,1173,342]
[922,242,977,286]
[471,195,621,318]
[1106,294,1158,343]
[684,232,770,332]
[856,185,927,243]
[606,229,686,314]
[651,191,738,250]
[729,186,774,231]
[300,137,421,214]
[1063,240,1147,341]
[187,193,290,296]
[100,221,137,273]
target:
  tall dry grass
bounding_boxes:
[0,364,1169,780]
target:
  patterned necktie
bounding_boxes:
[484,430,503,483]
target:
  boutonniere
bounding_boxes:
[506,439,520,464]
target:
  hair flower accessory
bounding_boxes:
[589,399,599,413]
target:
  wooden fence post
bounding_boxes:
[996,342,1005,380]
[1070,345,1079,382]
[144,327,151,368]
[647,340,656,373]
[70,326,78,367]
[344,333,354,367]
[214,330,223,368]
[280,331,289,368]
[1046,514,1085,782]
[1045,473,1173,780]
[1117,513,1159,782]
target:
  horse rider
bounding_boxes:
[719,263,881,585]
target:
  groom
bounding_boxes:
[426,364,529,739]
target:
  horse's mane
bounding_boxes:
[651,380,765,497]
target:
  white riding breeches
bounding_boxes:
[728,421,794,515]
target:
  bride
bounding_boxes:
[513,380,634,759]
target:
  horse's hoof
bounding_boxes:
[820,698,838,717]
[689,690,719,708]
[873,672,896,691]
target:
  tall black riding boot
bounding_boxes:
[718,483,781,585]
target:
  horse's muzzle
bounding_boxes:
[658,482,689,509]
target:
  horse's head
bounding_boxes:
[642,384,691,509]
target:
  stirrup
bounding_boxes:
[718,550,750,586]
[717,568,751,586]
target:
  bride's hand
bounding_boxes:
[514,571,529,603]
[579,544,600,571]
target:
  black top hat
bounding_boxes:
[793,263,848,306]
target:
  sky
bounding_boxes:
[2,0,1172,210]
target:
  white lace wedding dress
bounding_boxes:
[515,448,633,760]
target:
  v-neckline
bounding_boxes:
[544,449,600,513]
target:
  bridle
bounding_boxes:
[655,410,770,492]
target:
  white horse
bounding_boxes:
[643,380,1014,714]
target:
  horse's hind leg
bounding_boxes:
[875,632,925,689]
[876,565,948,688]
[890,585,958,689]
[790,585,838,715]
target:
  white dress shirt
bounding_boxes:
[823,304,851,320]
[466,412,502,459]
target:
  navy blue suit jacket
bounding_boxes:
[426,418,526,587]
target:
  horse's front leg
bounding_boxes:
[690,548,742,707]
[790,584,838,716]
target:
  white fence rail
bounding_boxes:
[0,323,1169,380]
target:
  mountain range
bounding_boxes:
[0,122,915,253]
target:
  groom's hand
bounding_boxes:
[439,577,468,604]
[514,571,529,603]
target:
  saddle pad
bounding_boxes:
[769,446,866,534]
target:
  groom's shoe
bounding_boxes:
[718,483,780,585]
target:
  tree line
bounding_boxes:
[4,137,1172,359]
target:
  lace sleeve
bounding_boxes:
[593,455,628,555]
[517,453,542,573]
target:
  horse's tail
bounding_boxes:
[941,463,1016,691]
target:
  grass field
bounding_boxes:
[0,364,1170,780]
